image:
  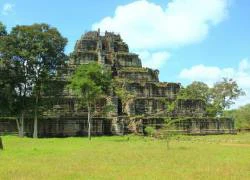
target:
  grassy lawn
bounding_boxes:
[0,134,250,180]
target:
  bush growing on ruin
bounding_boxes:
[114,78,135,115]
[144,126,156,137]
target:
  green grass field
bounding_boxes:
[0,134,250,180]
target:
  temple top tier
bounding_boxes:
[74,30,129,53]
[70,30,142,68]
[68,30,181,94]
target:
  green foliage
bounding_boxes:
[166,101,176,114]
[1,23,68,107]
[0,22,7,36]
[114,78,135,114]
[68,62,112,140]
[0,23,68,138]
[68,62,112,104]
[178,79,244,117]
[205,104,219,117]
[211,78,245,111]
[144,126,156,137]
[224,104,250,129]
[177,81,210,102]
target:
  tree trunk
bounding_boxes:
[33,95,39,138]
[15,112,24,138]
[87,105,92,140]
[16,117,21,137]
[33,110,38,138]
[0,137,3,150]
[20,113,24,137]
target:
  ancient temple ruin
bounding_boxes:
[0,30,235,136]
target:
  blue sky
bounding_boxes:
[1,0,250,108]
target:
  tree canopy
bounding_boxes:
[0,23,68,138]
[0,22,7,36]
[177,81,210,102]
[224,104,250,129]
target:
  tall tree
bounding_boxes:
[0,23,67,138]
[68,62,112,140]
[0,22,23,136]
[211,78,245,115]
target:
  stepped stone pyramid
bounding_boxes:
[69,30,205,116]
[0,30,235,136]
[56,30,233,135]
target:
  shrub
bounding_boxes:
[144,126,156,137]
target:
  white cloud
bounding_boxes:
[179,65,235,86]
[179,58,250,108]
[92,0,229,69]
[136,51,171,69]
[92,0,229,50]
[2,3,14,15]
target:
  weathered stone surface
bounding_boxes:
[0,117,110,137]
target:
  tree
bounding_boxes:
[0,49,32,137]
[177,79,244,117]
[0,137,3,150]
[0,22,7,36]
[211,78,245,115]
[0,63,27,137]
[224,104,250,129]
[1,31,32,137]
[153,118,179,149]
[68,62,112,140]
[0,23,68,138]
[177,81,210,102]
[0,22,26,137]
